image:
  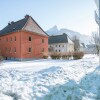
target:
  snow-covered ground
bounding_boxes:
[0,54,100,100]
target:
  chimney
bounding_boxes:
[8,22,11,25]
[11,21,14,24]
[63,33,66,35]
[25,14,30,19]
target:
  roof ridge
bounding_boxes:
[9,16,29,25]
[0,15,29,36]
[51,33,67,37]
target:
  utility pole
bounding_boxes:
[98,0,100,66]
[95,0,100,66]
[99,0,100,66]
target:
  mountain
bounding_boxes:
[46,25,91,45]
[46,25,59,35]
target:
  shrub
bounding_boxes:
[50,53,61,59]
[0,56,3,61]
[67,52,72,59]
[43,55,48,59]
[73,52,84,60]
[42,52,48,59]
[62,54,67,59]
[61,52,73,60]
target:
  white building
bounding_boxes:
[49,33,74,53]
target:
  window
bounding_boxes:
[14,47,16,53]
[14,36,16,41]
[59,50,60,52]
[29,36,32,41]
[28,47,31,52]
[56,45,57,47]
[63,45,64,47]
[59,45,60,47]
[56,50,57,52]
[42,39,44,43]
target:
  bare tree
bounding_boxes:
[92,31,99,55]
[72,36,80,52]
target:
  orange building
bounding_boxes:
[0,15,48,60]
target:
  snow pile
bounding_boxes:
[0,55,99,100]
[0,93,13,100]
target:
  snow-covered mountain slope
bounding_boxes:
[80,34,91,45]
[46,26,91,45]
[46,25,59,36]
[58,28,80,38]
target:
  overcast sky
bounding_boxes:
[0,0,98,35]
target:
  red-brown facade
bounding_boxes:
[0,15,48,60]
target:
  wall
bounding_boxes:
[23,17,46,36]
[49,42,74,53]
[0,31,21,59]
[49,43,67,53]
[20,30,48,59]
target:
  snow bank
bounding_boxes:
[0,92,13,100]
[0,54,99,100]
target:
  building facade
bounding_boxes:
[0,15,48,60]
[49,33,74,53]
